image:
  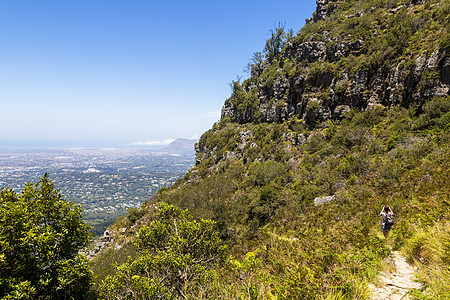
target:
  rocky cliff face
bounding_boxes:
[221,0,449,126]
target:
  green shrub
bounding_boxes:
[0,175,93,299]
[99,203,226,299]
[413,96,450,130]
[247,161,289,186]
[438,111,450,129]
[126,207,146,226]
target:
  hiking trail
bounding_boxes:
[369,251,422,300]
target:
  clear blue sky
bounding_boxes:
[0,0,316,148]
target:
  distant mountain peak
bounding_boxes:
[163,138,197,154]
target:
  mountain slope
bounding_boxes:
[91,0,450,298]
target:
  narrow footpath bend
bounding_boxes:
[369,251,422,300]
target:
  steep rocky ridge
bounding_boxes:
[220,0,449,128]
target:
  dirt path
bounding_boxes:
[369,251,422,300]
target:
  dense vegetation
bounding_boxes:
[0,174,92,299]
[99,203,226,299]
[2,0,449,299]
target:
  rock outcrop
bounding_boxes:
[306,0,340,23]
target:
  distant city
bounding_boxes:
[0,144,196,227]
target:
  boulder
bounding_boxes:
[314,195,336,206]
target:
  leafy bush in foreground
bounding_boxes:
[0,174,92,299]
[99,203,226,299]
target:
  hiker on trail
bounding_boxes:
[380,205,394,238]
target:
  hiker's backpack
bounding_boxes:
[386,213,394,224]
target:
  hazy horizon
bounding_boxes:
[0,137,200,150]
